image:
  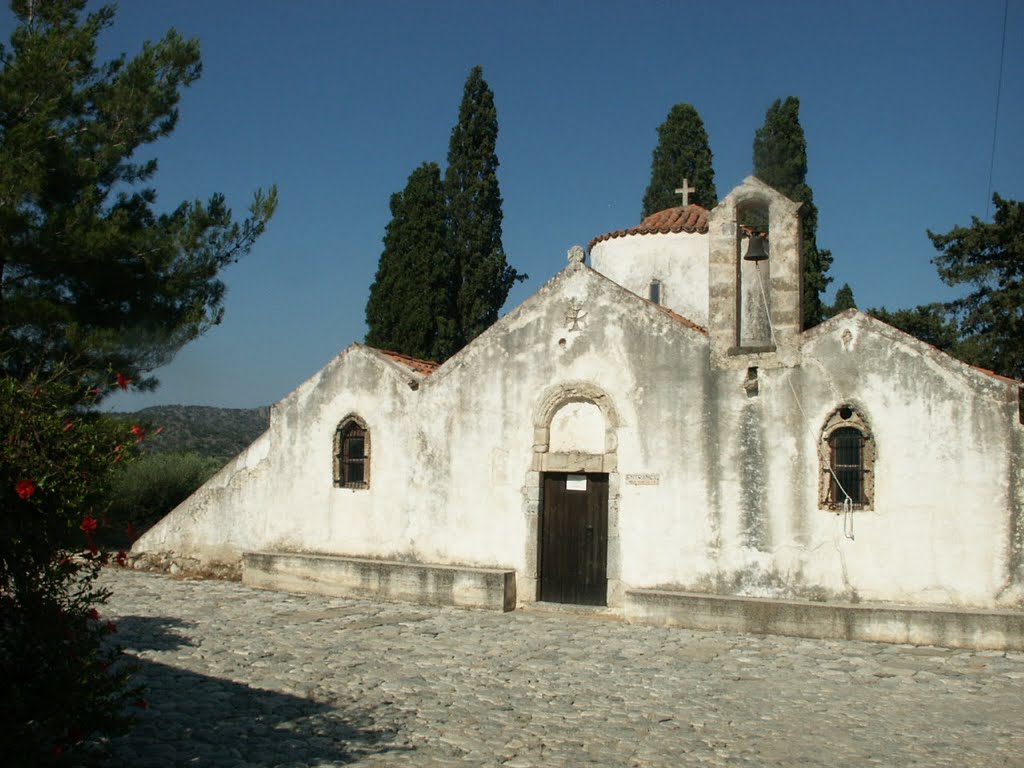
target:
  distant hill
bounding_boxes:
[111,405,271,462]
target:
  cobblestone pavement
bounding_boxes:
[97,569,1024,767]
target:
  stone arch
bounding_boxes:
[532,380,621,470]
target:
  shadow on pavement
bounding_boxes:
[101,615,409,767]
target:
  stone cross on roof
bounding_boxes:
[674,179,696,207]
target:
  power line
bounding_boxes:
[986,0,1009,219]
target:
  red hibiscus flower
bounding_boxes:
[15,479,36,499]
[130,424,145,437]
[116,372,132,390]
[63,420,75,431]
[80,516,98,534]
[86,608,100,621]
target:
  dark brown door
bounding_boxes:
[539,473,608,606]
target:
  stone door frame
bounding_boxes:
[521,381,622,608]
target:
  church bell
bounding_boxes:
[743,234,769,262]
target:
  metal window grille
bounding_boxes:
[829,427,864,506]
[336,422,369,488]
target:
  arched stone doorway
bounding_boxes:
[521,382,622,607]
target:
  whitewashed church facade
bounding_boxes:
[134,178,1024,645]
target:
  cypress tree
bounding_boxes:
[444,65,523,353]
[641,104,717,218]
[831,283,857,313]
[753,97,833,329]
[365,162,451,361]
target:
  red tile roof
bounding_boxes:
[589,204,710,251]
[371,348,440,376]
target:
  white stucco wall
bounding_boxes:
[590,232,709,326]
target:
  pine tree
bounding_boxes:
[831,283,857,313]
[867,194,1024,379]
[928,194,1024,379]
[642,104,717,218]
[444,66,523,353]
[365,163,452,361]
[868,303,961,354]
[0,0,276,394]
[753,97,832,329]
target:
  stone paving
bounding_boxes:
[96,569,1024,767]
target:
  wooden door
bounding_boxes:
[539,473,608,606]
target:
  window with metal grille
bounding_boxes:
[819,406,874,511]
[334,418,369,488]
[828,427,864,506]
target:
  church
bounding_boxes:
[133,177,1024,647]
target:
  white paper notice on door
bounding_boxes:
[566,474,587,492]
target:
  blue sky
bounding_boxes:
[5,1,1022,409]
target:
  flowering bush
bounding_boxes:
[0,373,143,765]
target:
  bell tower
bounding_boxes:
[707,176,803,369]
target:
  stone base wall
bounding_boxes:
[625,589,1024,651]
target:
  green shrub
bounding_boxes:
[108,452,223,535]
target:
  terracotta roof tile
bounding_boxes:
[589,204,710,251]
[370,347,440,376]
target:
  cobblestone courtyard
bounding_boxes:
[99,569,1024,767]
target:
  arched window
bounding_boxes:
[819,406,874,510]
[334,417,369,489]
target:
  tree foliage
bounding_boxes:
[107,451,221,535]
[753,97,833,329]
[365,163,452,360]
[868,195,1024,379]
[831,282,857,314]
[444,65,524,353]
[928,194,1024,379]
[641,103,717,217]
[0,0,276,395]
[868,303,961,353]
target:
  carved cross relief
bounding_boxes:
[565,298,587,332]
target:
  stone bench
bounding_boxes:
[242,551,516,612]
